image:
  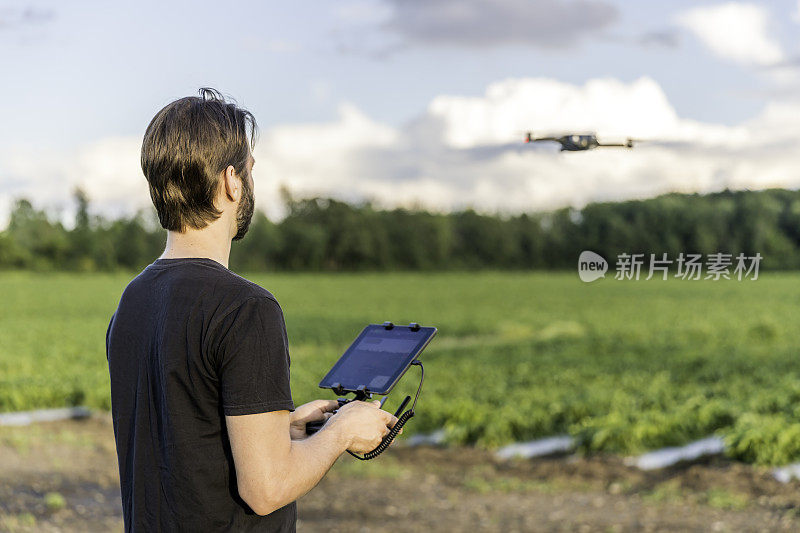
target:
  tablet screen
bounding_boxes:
[318,324,437,395]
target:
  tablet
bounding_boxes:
[318,323,437,395]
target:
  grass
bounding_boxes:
[642,480,750,511]
[0,425,95,455]
[641,479,684,503]
[330,453,407,480]
[462,474,584,495]
[3,270,800,464]
[0,513,37,531]
[43,492,66,512]
[705,488,749,510]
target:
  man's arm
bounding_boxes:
[226,400,396,516]
[288,399,338,440]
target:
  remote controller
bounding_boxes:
[300,322,433,459]
[305,397,389,435]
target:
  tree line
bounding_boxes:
[2,187,799,272]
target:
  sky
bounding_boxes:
[1,0,799,226]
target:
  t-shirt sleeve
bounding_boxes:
[105,312,115,362]
[214,296,294,416]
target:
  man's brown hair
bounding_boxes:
[141,88,258,232]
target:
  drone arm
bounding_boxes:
[597,141,634,148]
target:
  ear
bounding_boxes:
[223,165,241,203]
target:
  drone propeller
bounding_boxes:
[625,138,660,147]
[520,131,565,143]
[513,130,534,142]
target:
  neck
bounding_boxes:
[161,221,233,268]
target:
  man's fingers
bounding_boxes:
[297,400,339,423]
[315,399,339,412]
[381,411,399,426]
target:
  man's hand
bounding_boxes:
[226,400,400,515]
[289,399,339,440]
[326,400,398,454]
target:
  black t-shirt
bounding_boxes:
[106,257,296,532]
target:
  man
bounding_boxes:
[106,88,397,532]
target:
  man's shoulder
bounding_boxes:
[120,258,281,316]
[181,261,283,325]
[217,268,278,304]
[209,271,283,323]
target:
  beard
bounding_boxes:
[232,172,255,241]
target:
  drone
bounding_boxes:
[525,132,635,151]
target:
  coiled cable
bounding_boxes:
[347,360,424,461]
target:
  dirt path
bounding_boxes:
[2,416,800,532]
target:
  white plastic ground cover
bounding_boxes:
[773,464,800,483]
[495,435,575,459]
[0,406,91,426]
[626,436,726,470]
[401,429,800,480]
[492,434,726,466]
[404,429,446,447]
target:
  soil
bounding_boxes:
[2,415,800,532]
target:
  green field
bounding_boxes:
[3,271,800,465]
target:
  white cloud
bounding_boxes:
[3,76,800,227]
[427,76,743,147]
[677,3,784,66]
[0,137,149,228]
[382,0,618,49]
[68,137,151,213]
[254,103,399,218]
[250,76,798,217]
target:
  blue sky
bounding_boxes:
[1,0,799,223]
